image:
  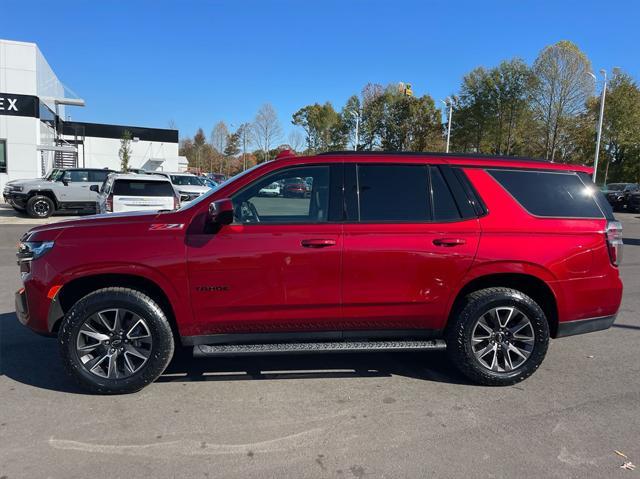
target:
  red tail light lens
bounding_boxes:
[606,221,623,266]
[174,195,179,210]
[106,194,113,212]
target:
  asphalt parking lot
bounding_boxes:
[1,210,639,479]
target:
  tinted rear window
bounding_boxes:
[488,169,603,218]
[89,170,111,182]
[358,164,430,221]
[113,180,175,197]
[431,167,461,221]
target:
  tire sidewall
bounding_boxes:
[59,289,174,394]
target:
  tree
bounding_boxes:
[451,59,533,155]
[287,130,305,153]
[352,84,442,151]
[595,71,640,183]
[210,121,229,173]
[224,131,241,158]
[236,123,253,170]
[292,102,347,153]
[341,95,361,150]
[252,103,282,161]
[531,40,593,160]
[119,130,132,171]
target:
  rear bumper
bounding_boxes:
[556,314,617,338]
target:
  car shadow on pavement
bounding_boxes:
[0,312,83,394]
[158,348,472,386]
[1,311,472,393]
[612,323,640,331]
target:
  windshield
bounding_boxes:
[170,175,203,186]
[45,169,65,181]
[177,163,265,211]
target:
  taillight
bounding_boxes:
[106,194,113,212]
[606,221,623,266]
[174,195,179,209]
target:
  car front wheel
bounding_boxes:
[26,195,55,218]
[59,287,174,394]
[445,287,549,386]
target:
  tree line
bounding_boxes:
[179,40,640,183]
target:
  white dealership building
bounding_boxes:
[0,39,187,191]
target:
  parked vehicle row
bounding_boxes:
[3,168,220,217]
[15,151,623,394]
[601,183,640,212]
[257,177,313,198]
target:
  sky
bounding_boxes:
[3,0,640,142]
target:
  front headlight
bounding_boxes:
[11,185,24,192]
[17,241,55,262]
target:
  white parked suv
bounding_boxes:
[153,172,210,204]
[94,173,179,213]
[258,181,282,197]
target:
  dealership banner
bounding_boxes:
[0,92,39,118]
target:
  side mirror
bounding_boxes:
[89,185,100,193]
[207,199,234,226]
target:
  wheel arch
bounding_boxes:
[54,273,181,343]
[27,189,59,208]
[448,272,559,338]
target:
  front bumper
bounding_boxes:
[3,191,28,208]
[556,314,617,338]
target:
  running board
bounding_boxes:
[193,340,446,357]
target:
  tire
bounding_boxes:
[59,287,175,394]
[445,287,549,386]
[26,195,55,218]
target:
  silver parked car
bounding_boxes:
[152,172,211,204]
[3,168,114,218]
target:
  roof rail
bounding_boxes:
[316,150,551,163]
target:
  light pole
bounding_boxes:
[349,109,360,151]
[441,98,454,153]
[588,70,607,183]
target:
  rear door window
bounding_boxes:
[67,170,90,182]
[488,169,603,218]
[113,180,175,197]
[89,170,111,183]
[357,164,431,221]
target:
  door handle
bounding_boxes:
[301,239,337,248]
[433,238,466,247]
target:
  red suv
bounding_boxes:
[15,152,623,394]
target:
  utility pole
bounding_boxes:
[441,98,453,153]
[242,126,247,171]
[350,109,360,151]
[588,70,607,183]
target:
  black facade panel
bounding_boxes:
[62,121,178,143]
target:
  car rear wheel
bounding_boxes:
[445,287,549,386]
[26,195,55,218]
[59,287,174,394]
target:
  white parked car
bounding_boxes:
[94,173,179,213]
[153,172,211,204]
[258,182,281,197]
